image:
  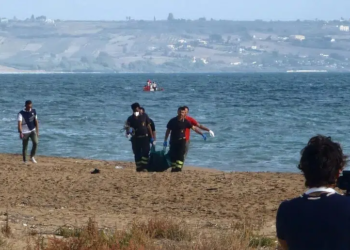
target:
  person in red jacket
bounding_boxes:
[183,106,215,158]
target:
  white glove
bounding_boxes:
[209,130,215,137]
[153,141,157,146]
[126,134,132,139]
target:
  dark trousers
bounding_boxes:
[169,139,186,172]
[22,131,38,162]
[131,136,150,171]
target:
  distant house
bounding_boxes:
[339,25,349,32]
[290,35,306,41]
[197,39,207,45]
[200,58,208,64]
[231,62,241,66]
[178,39,186,44]
[167,45,175,50]
[45,19,55,24]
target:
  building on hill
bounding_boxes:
[339,25,349,32]
[290,35,306,41]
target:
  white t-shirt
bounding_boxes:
[18,110,38,134]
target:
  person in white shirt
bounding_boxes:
[152,82,157,90]
[17,100,39,164]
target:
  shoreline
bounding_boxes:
[0,153,304,249]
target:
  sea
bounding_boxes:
[0,73,349,172]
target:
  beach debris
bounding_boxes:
[91,168,100,174]
[115,166,123,169]
[23,223,27,227]
[206,188,218,191]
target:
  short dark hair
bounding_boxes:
[298,135,348,187]
[178,106,185,111]
[131,102,140,111]
[183,106,189,111]
[25,100,32,106]
[140,107,145,112]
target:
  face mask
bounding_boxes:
[134,112,139,117]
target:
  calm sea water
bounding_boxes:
[0,73,349,172]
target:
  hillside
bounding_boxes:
[1,17,350,72]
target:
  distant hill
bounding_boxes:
[0,18,350,72]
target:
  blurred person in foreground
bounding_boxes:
[276,135,350,250]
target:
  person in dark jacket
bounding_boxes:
[17,100,39,164]
[276,135,350,250]
[125,102,154,172]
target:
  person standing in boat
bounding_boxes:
[152,82,157,91]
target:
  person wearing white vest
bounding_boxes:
[276,135,350,250]
[17,100,39,164]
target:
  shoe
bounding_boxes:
[23,161,28,165]
[31,157,37,164]
[171,168,182,173]
[91,168,100,174]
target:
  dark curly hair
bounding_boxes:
[298,135,348,187]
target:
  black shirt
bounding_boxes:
[167,117,192,142]
[126,113,151,137]
[276,193,350,250]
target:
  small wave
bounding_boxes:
[1,118,15,122]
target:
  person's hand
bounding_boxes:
[19,133,24,139]
[163,141,168,147]
[202,134,207,141]
[209,130,215,137]
[150,138,154,144]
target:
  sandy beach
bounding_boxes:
[0,153,306,249]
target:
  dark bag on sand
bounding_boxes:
[147,145,171,172]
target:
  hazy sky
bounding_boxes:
[0,0,348,21]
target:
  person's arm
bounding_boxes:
[35,115,39,137]
[192,126,203,135]
[164,129,171,142]
[190,117,214,137]
[151,122,156,141]
[148,125,154,139]
[190,122,206,140]
[145,115,154,139]
[276,202,288,250]
[17,113,23,139]
[125,119,132,137]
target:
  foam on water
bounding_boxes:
[1,73,350,172]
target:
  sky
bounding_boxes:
[0,0,348,21]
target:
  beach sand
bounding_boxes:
[0,154,306,248]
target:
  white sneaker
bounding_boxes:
[31,157,37,164]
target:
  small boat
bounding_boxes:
[143,86,164,92]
